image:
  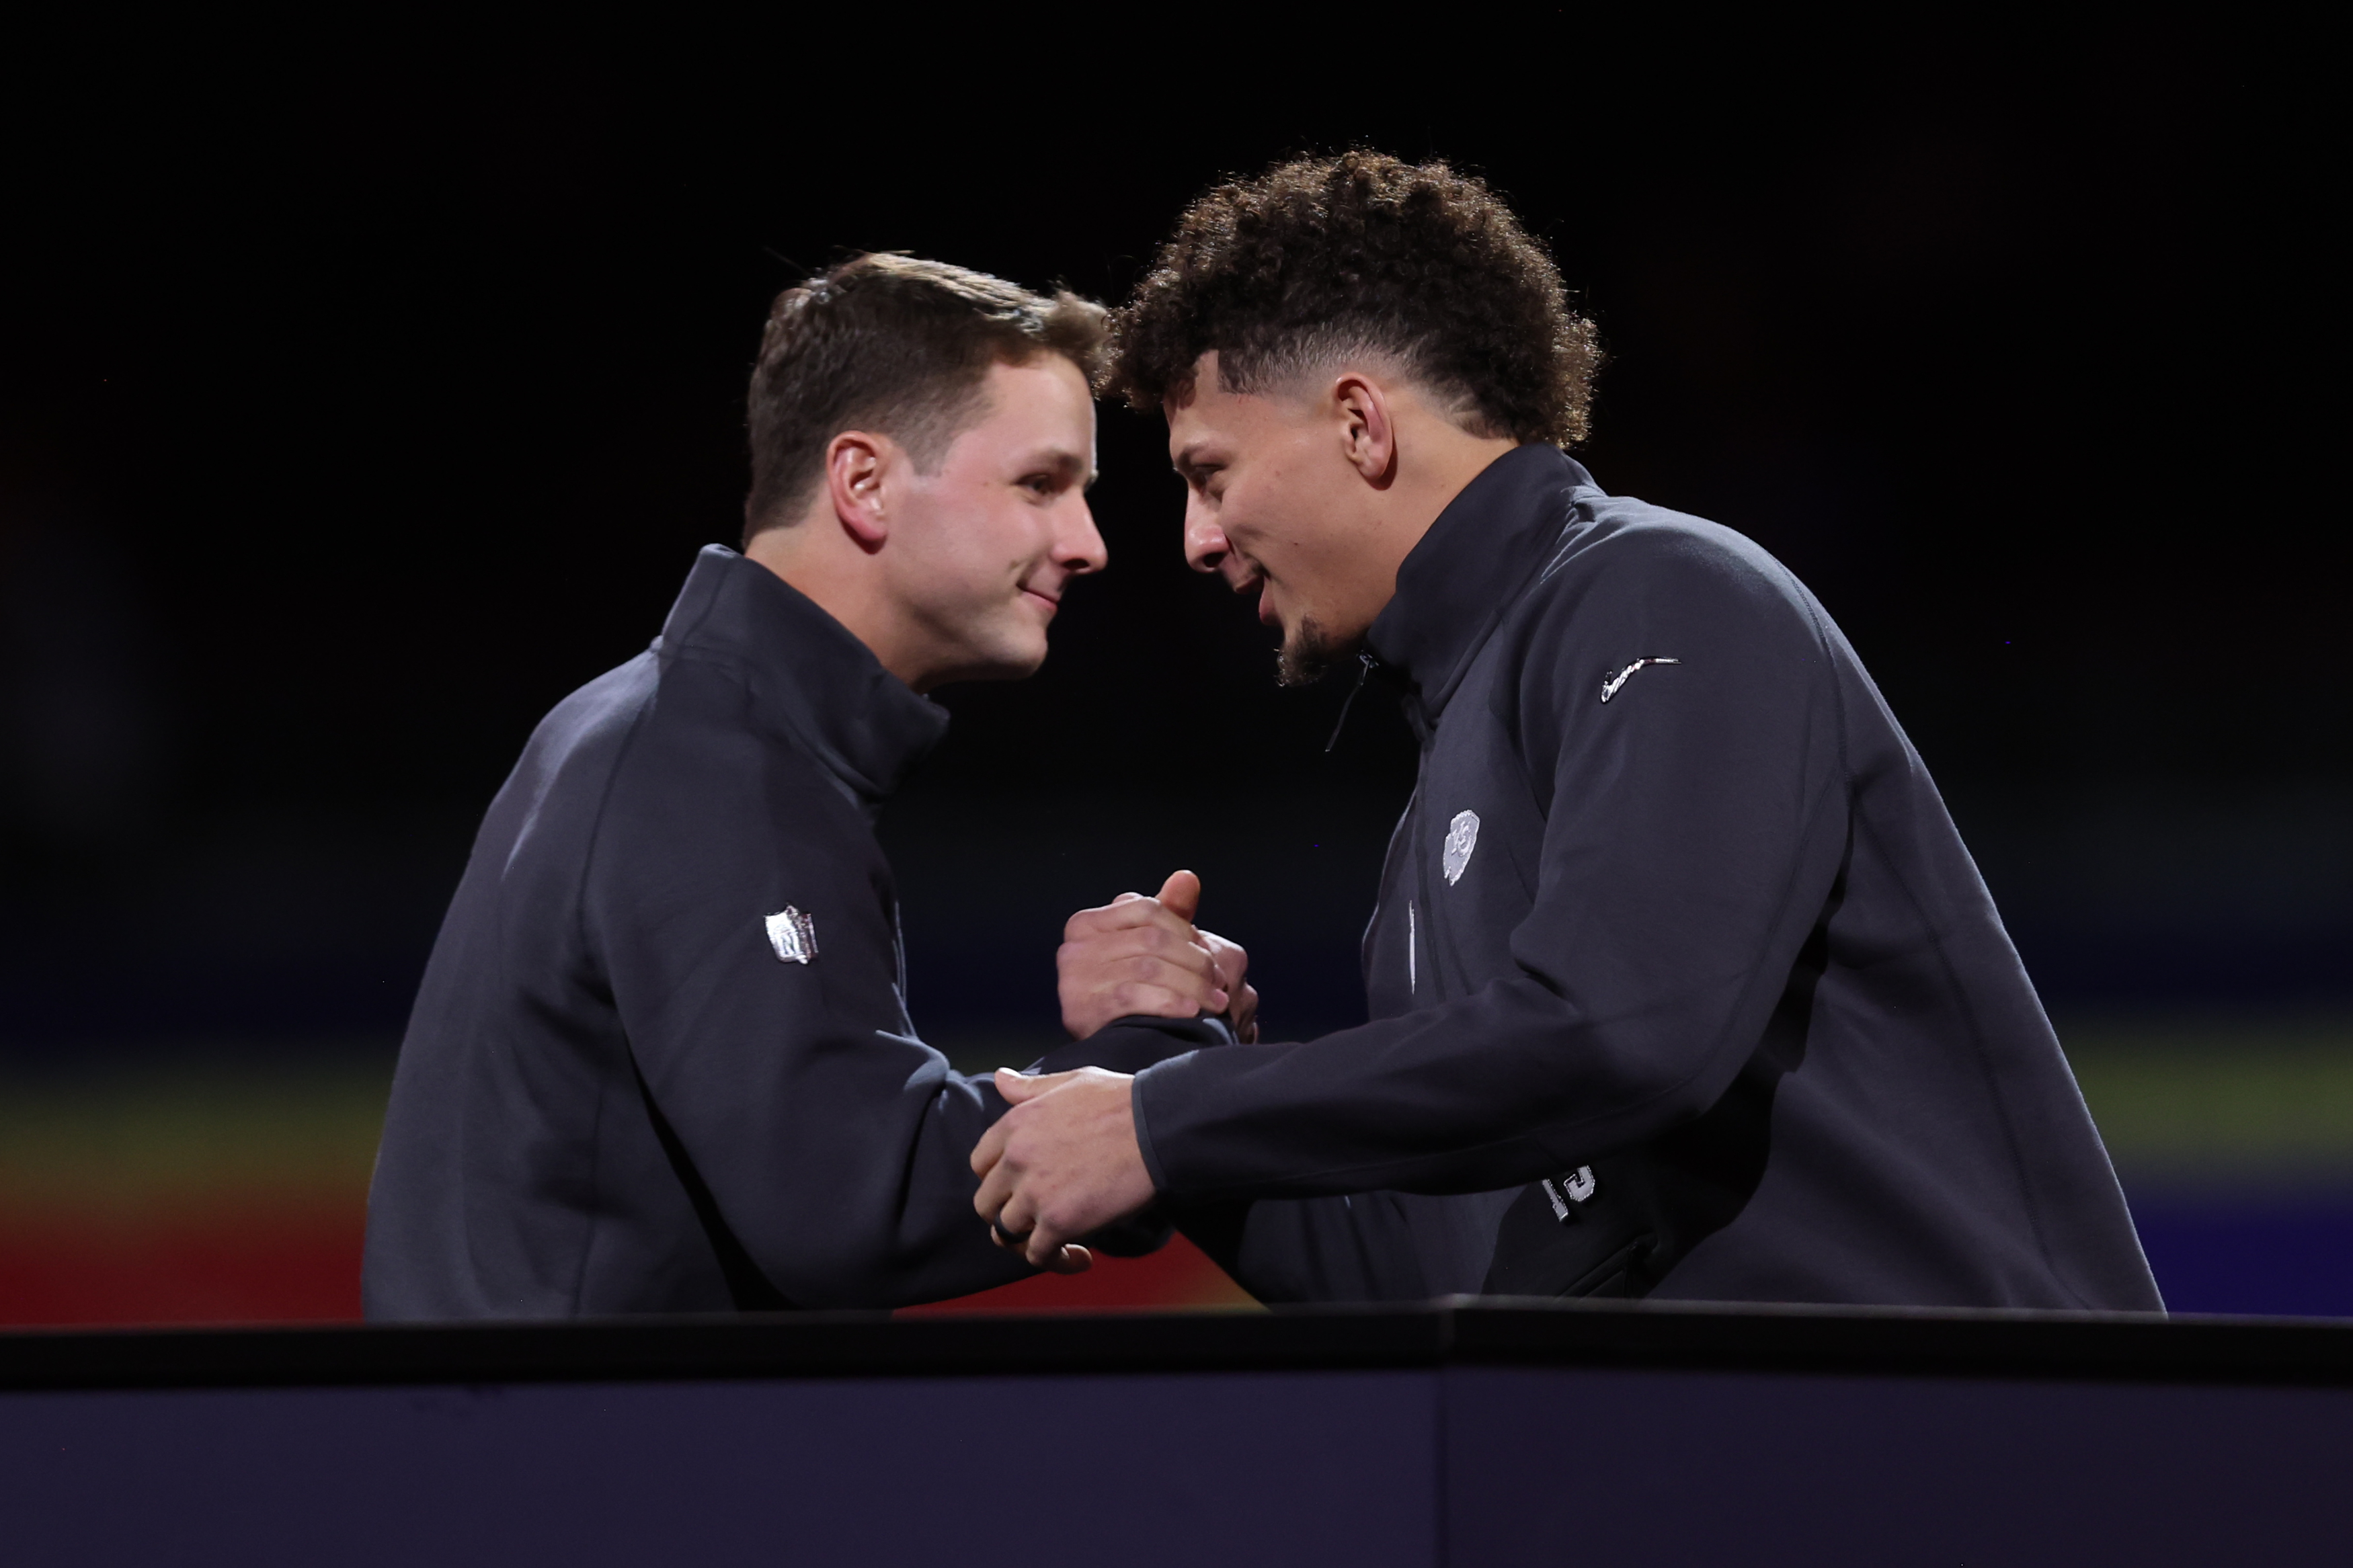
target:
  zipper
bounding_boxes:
[1324,653,1378,753]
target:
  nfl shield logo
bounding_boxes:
[764,907,818,964]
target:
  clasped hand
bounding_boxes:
[972,870,1253,1272]
[1057,870,1257,1044]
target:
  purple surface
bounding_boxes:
[2130,1195,2353,1316]
[1448,1364,2351,1565]
[3,1372,1437,1568]
[7,1358,2351,1565]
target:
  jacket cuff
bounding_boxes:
[1132,1041,1234,1196]
[1131,1065,1172,1194]
[1030,1014,1232,1077]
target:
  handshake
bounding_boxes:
[971,869,1255,1277]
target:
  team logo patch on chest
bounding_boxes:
[1443,811,1481,885]
[764,907,819,964]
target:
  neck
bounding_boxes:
[742,524,924,689]
[1403,429,1523,536]
[1364,423,1521,605]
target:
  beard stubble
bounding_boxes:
[1277,616,1357,688]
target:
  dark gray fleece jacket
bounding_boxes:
[364,546,1211,1319]
[1140,446,2161,1311]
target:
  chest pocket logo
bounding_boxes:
[1443,811,1480,885]
[1600,657,1680,704]
[764,907,819,964]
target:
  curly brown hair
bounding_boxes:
[1109,153,1598,446]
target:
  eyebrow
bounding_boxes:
[1030,446,1098,491]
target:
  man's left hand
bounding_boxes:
[972,1067,1156,1268]
[1058,870,1258,1041]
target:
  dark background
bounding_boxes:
[2,28,2342,1059]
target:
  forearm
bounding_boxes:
[1132,977,1765,1201]
[680,1021,1224,1304]
[1135,816,1841,1203]
[705,1056,1019,1307]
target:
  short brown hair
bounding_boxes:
[742,253,1109,541]
[1109,153,1598,446]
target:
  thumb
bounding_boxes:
[995,1067,1072,1104]
[1155,869,1202,923]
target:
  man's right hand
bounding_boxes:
[1058,870,1259,1041]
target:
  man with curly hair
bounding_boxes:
[976,155,2162,1311]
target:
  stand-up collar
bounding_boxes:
[654,545,948,813]
[1364,444,1601,726]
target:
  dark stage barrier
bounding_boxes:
[4,1301,2348,1566]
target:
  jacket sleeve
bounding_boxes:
[1131,530,1851,1201]
[584,660,1209,1308]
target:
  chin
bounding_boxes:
[1277,615,1354,687]
[973,634,1051,684]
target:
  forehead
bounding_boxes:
[1165,366,1285,458]
[978,355,1093,423]
[951,357,1095,452]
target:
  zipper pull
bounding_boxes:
[1324,653,1377,753]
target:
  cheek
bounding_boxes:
[963,498,1051,585]
[1017,501,1059,554]
[1222,493,1295,582]
[920,495,1016,570]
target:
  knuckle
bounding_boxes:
[1112,983,1171,1014]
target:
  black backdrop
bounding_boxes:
[2,28,2341,1057]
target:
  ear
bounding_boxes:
[823,431,892,550]
[1332,373,1398,489]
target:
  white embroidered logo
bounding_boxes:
[1540,1165,1599,1223]
[1443,810,1480,885]
[1600,657,1681,704]
[764,907,818,964]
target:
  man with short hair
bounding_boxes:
[977,156,2162,1311]
[366,254,1247,1318]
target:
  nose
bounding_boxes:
[1183,493,1228,575]
[1056,495,1109,576]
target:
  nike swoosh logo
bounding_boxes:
[1600,657,1680,704]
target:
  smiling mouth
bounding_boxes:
[1022,587,1060,615]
